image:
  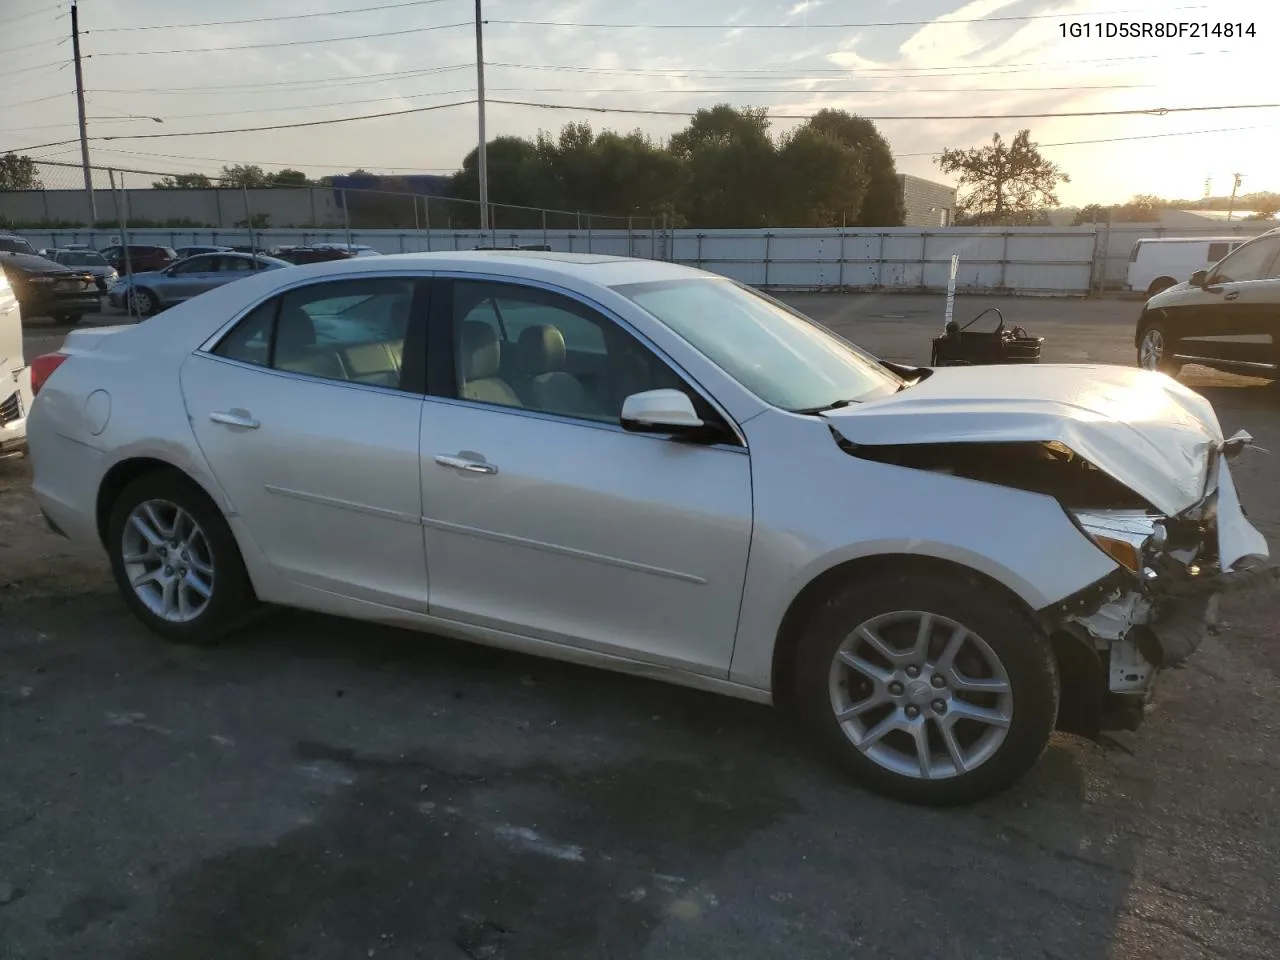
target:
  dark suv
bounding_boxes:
[100,244,176,274]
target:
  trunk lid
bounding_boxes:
[823,363,1224,517]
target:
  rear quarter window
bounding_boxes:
[1207,242,1229,262]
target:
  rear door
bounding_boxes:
[181,275,431,610]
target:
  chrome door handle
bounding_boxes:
[1224,291,1240,301]
[209,410,260,429]
[435,454,497,475]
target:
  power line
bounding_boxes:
[0,2,61,30]
[4,90,76,110]
[86,146,457,173]
[94,99,476,140]
[85,88,476,123]
[91,64,472,96]
[0,58,69,79]
[894,125,1273,158]
[89,21,471,56]
[87,0,463,32]
[488,99,1280,121]
[486,6,1208,30]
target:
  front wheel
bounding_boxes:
[794,571,1059,805]
[1137,322,1181,376]
[106,469,257,644]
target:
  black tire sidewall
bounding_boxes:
[794,570,1060,806]
[105,469,254,644]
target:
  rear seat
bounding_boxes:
[272,306,404,387]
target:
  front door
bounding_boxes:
[180,275,431,610]
[164,254,220,303]
[1171,235,1280,370]
[419,278,753,677]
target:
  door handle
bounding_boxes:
[209,410,260,429]
[1224,291,1240,301]
[435,454,498,475]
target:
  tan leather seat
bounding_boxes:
[517,324,605,419]
[273,306,347,381]
[459,321,521,407]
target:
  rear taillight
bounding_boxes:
[31,352,68,395]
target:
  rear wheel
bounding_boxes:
[1137,322,1181,376]
[794,571,1059,806]
[106,470,256,644]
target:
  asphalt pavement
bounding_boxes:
[1,295,1277,960]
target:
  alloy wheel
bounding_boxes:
[120,499,215,623]
[1139,328,1165,371]
[828,611,1014,780]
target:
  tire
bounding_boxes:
[54,313,84,325]
[130,288,158,316]
[794,570,1059,806]
[1147,277,1176,297]
[105,468,257,644]
[1136,321,1181,376]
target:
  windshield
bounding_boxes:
[613,277,902,411]
[0,237,35,255]
[58,252,107,266]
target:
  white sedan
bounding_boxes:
[26,252,1272,805]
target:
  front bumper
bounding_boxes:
[1043,454,1273,734]
[0,367,32,458]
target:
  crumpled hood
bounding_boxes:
[823,363,1224,517]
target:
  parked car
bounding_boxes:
[313,242,380,257]
[25,252,1271,805]
[106,251,291,315]
[269,245,355,266]
[46,248,119,292]
[1127,236,1249,297]
[0,251,100,323]
[0,264,31,459]
[100,244,177,275]
[174,245,233,259]
[0,233,37,256]
[1135,227,1280,378]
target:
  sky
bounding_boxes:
[2,0,1277,208]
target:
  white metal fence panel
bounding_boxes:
[19,224,1111,295]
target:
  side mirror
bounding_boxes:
[1189,269,1208,287]
[620,389,706,436]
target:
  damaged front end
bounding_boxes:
[834,426,1275,738]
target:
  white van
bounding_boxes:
[0,265,31,459]
[1127,236,1247,296]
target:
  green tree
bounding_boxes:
[801,109,903,226]
[152,172,213,189]
[0,152,42,190]
[270,168,311,187]
[774,126,870,227]
[218,164,271,188]
[1072,203,1109,225]
[668,104,777,227]
[937,130,1068,226]
[1244,192,1280,220]
[452,135,555,227]
[1114,194,1162,221]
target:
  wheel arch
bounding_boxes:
[768,553,1102,735]
[1147,276,1177,297]
[95,455,225,548]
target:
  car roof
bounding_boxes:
[1135,236,1251,244]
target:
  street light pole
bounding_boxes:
[474,0,490,233]
[1227,173,1243,222]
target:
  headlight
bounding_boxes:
[1072,511,1164,573]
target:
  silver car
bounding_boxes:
[24,252,1272,805]
[107,251,291,315]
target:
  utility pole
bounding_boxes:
[71,0,97,223]
[1226,173,1243,222]
[474,0,489,233]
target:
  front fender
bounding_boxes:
[729,412,1118,691]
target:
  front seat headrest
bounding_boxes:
[460,320,501,380]
[517,324,567,376]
